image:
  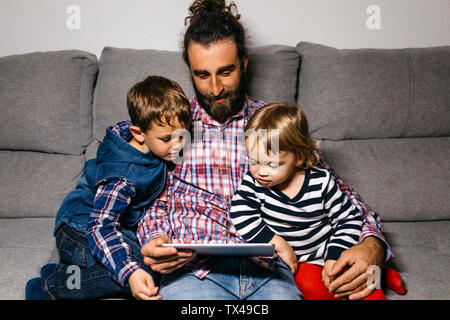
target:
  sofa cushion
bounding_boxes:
[93,45,299,141]
[320,137,450,221]
[296,42,450,140]
[0,50,98,154]
[383,221,450,300]
[0,151,85,218]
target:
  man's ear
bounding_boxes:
[243,54,249,71]
[129,125,145,143]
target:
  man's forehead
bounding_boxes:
[187,39,240,68]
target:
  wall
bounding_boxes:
[1,0,449,58]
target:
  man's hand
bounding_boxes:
[326,237,385,300]
[141,234,196,274]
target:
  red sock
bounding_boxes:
[384,268,407,295]
[295,263,339,300]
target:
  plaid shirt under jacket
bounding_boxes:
[137,96,392,278]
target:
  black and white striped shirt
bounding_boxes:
[230,166,363,265]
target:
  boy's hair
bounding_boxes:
[127,75,191,132]
[244,103,320,170]
[183,0,247,67]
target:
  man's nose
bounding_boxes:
[210,76,223,97]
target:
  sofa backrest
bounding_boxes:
[91,45,299,142]
[0,50,98,218]
[296,42,450,140]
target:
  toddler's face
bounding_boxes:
[143,118,188,162]
[245,138,300,188]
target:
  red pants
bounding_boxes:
[295,262,386,300]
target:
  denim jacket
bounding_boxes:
[54,121,166,235]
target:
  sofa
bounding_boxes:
[0,41,449,300]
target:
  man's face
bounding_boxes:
[187,38,248,123]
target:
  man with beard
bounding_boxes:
[138,0,391,300]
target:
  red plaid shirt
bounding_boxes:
[137,96,392,278]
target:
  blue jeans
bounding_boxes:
[44,224,157,299]
[159,257,303,300]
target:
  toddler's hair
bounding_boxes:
[127,75,191,132]
[244,103,320,169]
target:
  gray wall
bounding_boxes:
[1,0,449,58]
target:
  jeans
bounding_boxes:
[159,257,303,300]
[44,224,157,299]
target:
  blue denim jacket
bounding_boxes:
[54,121,166,235]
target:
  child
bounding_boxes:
[230,102,386,300]
[25,75,192,300]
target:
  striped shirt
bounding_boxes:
[230,167,363,265]
[137,96,392,278]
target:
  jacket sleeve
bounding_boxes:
[318,153,393,260]
[85,178,140,287]
[230,172,275,243]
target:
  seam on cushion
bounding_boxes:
[401,49,414,138]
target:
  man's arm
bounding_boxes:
[137,175,195,274]
[318,154,391,299]
[318,153,392,259]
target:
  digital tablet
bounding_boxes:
[161,243,274,256]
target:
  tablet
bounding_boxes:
[161,243,274,256]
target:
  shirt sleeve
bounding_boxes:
[322,173,364,261]
[137,174,174,246]
[318,153,393,260]
[85,178,141,287]
[230,172,275,243]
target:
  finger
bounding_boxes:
[333,279,367,299]
[151,256,194,274]
[328,263,364,293]
[332,269,367,294]
[328,254,353,277]
[334,282,368,299]
[349,286,374,300]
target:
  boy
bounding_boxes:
[25,75,191,300]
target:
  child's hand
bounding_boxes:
[322,259,337,290]
[270,234,298,274]
[128,268,162,300]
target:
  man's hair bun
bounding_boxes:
[185,0,240,25]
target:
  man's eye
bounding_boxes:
[248,158,257,165]
[160,137,171,142]
[220,71,231,77]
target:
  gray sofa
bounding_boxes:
[0,42,449,300]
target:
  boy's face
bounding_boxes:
[246,137,300,188]
[134,118,188,162]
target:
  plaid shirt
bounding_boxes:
[137,96,392,278]
[85,178,141,286]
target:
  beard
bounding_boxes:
[194,68,248,124]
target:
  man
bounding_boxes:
[139,0,391,300]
